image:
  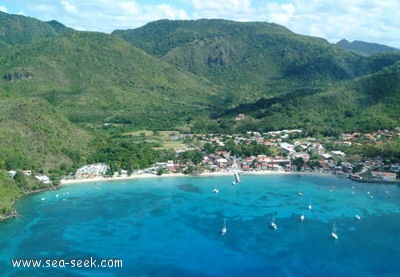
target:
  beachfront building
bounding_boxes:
[75,163,110,179]
[35,175,51,184]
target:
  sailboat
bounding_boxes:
[331,221,338,240]
[299,210,305,222]
[220,218,227,235]
[232,170,241,185]
[270,215,278,230]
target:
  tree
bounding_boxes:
[14,171,28,188]
[292,157,305,171]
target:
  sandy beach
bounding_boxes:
[59,170,326,186]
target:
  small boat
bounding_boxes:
[331,222,338,240]
[355,214,361,220]
[220,218,227,235]
[307,203,313,210]
[213,188,219,193]
[297,192,304,196]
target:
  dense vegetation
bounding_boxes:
[0,14,400,218]
[0,31,219,129]
[337,39,399,56]
[114,19,400,135]
[0,97,92,172]
[113,19,362,106]
[0,11,72,50]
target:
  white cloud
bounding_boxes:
[189,0,252,19]
[190,0,251,12]
[155,4,188,19]
[0,6,8,13]
[61,1,78,14]
[255,0,400,47]
[119,1,141,15]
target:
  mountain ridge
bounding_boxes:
[113,19,364,106]
[0,11,73,50]
[337,39,399,56]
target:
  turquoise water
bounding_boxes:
[1,174,400,276]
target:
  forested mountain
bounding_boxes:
[113,19,364,105]
[337,39,399,56]
[0,31,219,129]
[0,11,73,50]
[113,19,400,134]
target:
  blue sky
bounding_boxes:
[1,0,399,48]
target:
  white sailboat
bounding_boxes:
[270,215,278,230]
[232,170,241,185]
[231,158,241,185]
[299,210,305,222]
[331,221,338,240]
[220,218,227,235]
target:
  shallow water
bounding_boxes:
[1,174,399,276]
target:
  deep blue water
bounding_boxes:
[1,174,400,276]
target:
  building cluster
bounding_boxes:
[7,128,398,184]
[74,163,110,179]
[64,128,399,183]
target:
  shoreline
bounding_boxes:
[60,170,333,186]
[1,170,329,221]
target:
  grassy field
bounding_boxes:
[126,130,189,150]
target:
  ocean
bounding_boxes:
[1,174,399,276]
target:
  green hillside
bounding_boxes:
[204,60,400,135]
[0,170,19,217]
[337,39,399,56]
[0,97,92,172]
[114,19,400,134]
[113,19,360,106]
[0,11,72,50]
[0,31,219,129]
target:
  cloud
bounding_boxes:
[118,1,141,15]
[189,0,252,19]
[190,0,252,12]
[0,6,8,13]
[61,1,78,14]
[155,4,188,19]
[255,0,400,47]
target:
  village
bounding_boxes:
[67,127,400,184]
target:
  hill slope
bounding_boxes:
[0,97,93,172]
[210,60,400,135]
[0,31,220,129]
[113,19,400,133]
[0,11,73,50]
[113,19,361,105]
[337,39,399,56]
